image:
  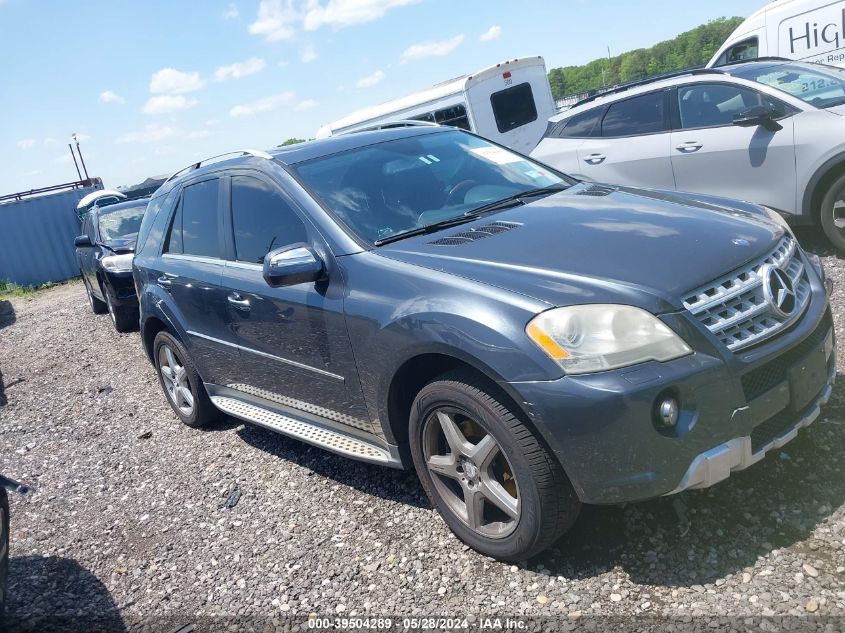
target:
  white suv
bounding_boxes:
[531,59,845,250]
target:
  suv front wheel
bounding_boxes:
[409,370,580,561]
[820,172,845,251]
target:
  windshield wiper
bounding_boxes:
[463,185,569,217]
[373,214,479,246]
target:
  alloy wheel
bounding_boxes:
[833,195,845,231]
[158,344,194,417]
[422,408,520,539]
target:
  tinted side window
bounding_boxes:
[491,83,538,133]
[678,83,779,129]
[164,198,183,254]
[181,179,221,258]
[434,104,470,130]
[602,91,666,137]
[231,176,308,264]
[556,108,604,138]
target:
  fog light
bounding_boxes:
[657,397,679,428]
[825,278,833,296]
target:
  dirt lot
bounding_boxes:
[1,229,845,632]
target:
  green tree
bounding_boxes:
[547,17,743,100]
[278,137,306,147]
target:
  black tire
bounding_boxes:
[409,370,580,561]
[84,277,108,315]
[819,172,845,252]
[0,487,9,617]
[153,331,217,428]
[104,288,137,333]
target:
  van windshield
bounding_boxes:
[293,130,573,244]
[729,62,845,108]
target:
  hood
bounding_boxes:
[101,237,136,254]
[377,183,785,313]
[826,104,845,117]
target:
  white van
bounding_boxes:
[315,56,556,154]
[708,0,845,68]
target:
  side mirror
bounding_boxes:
[74,235,93,248]
[263,244,324,288]
[733,105,783,132]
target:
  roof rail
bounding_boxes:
[573,66,721,107]
[164,148,273,184]
[340,120,440,136]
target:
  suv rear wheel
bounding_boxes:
[153,331,217,428]
[409,370,580,560]
[820,172,845,251]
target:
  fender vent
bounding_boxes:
[577,184,617,197]
[429,221,521,246]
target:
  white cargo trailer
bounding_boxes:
[316,56,556,154]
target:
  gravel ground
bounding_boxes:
[1,229,845,632]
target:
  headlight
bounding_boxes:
[101,253,134,273]
[526,305,692,375]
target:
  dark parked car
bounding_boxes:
[75,199,147,332]
[134,128,835,560]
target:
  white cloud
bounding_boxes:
[278,60,290,68]
[300,46,317,63]
[223,3,239,19]
[99,90,126,104]
[229,92,295,117]
[215,57,266,81]
[149,68,206,94]
[479,25,501,42]
[356,69,384,88]
[43,137,58,147]
[205,119,220,127]
[249,0,298,41]
[303,0,420,30]
[143,94,199,115]
[400,34,464,62]
[295,99,320,111]
[16,139,36,150]
[184,130,211,140]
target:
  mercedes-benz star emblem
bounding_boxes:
[761,264,796,318]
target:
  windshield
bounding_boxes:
[293,130,573,244]
[97,204,146,241]
[729,62,845,108]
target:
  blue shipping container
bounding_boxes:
[0,185,102,287]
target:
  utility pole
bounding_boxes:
[72,133,89,180]
[67,143,82,180]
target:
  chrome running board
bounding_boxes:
[210,396,398,467]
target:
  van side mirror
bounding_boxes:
[733,105,783,132]
[263,244,324,288]
[74,235,93,248]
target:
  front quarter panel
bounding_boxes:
[340,252,561,437]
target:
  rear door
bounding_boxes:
[531,106,606,177]
[219,172,373,433]
[160,176,240,386]
[669,82,797,212]
[576,89,676,189]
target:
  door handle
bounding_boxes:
[227,293,251,311]
[583,153,606,165]
[675,141,703,153]
[157,274,176,289]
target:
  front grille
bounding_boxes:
[741,310,832,401]
[682,235,811,351]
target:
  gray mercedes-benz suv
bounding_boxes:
[133,127,835,560]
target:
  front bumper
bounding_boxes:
[509,295,836,505]
[102,270,138,309]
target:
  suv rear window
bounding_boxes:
[601,91,666,137]
[490,83,538,133]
